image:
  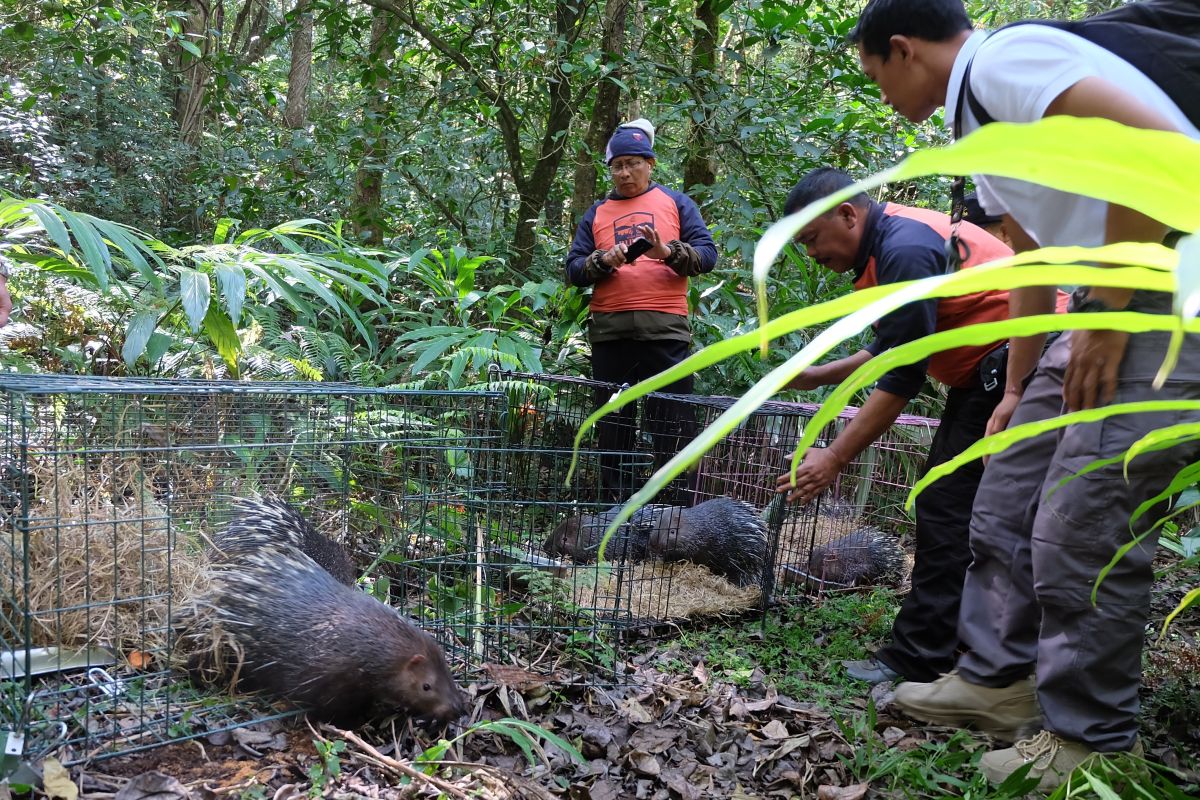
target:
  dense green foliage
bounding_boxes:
[0,0,1105,395]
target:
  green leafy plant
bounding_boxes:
[307,738,346,797]
[415,716,585,774]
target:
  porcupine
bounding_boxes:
[646,496,768,588]
[215,496,356,586]
[805,527,906,587]
[184,500,467,727]
[543,503,672,563]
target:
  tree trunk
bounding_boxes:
[507,1,581,270]
[682,0,718,198]
[282,0,313,129]
[171,0,212,148]
[350,8,398,244]
[569,0,630,226]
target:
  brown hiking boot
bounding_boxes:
[980,730,1145,791]
[893,670,1040,741]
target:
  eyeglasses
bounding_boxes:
[608,159,646,174]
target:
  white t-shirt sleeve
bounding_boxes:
[975,180,1009,218]
[969,26,1098,123]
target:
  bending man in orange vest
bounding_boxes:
[776,167,1064,685]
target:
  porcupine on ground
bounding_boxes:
[543,503,673,563]
[183,500,467,727]
[214,496,356,586]
[646,496,768,588]
[805,526,907,587]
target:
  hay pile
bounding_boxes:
[1,453,208,665]
[563,561,761,621]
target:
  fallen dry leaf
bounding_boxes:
[113,771,193,800]
[619,697,654,724]
[760,719,789,739]
[41,758,78,800]
[627,750,662,777]
[817,783,869,800]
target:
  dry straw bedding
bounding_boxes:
[1,452,208,662]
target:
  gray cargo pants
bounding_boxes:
[956,328,1200,751]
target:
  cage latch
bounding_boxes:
[2,730,24,757]
[87,667,128,698]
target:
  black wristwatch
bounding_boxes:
[1073,295,1116,313]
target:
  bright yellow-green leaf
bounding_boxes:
[1161,588,1200,636]
[908,400,1200,512]
[754,118,1200,344]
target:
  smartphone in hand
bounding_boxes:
[624,237,654,263]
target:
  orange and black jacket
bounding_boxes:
[852,201,1013,399]
[564,182,717,315]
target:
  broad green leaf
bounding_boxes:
[571,255,1171,495]
[1160,233,1200,386]
[59,206,111,289]
[214,262,247,324]
[572,242,1177,476]
[25,202,74,257]
[792,308,1186,481]
[178,267,210,332]
[144,332,173,366]
[203,303,242,374]
[121,309,160,364]
[408,332,467,374]
[1090,459,1200,605]
[95,218,164,291]
[213,218,236,244]
[1079,768,1123,800]
[1124,424,1200,470]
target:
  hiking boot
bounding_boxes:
[842,658,900,684]
[893,670,1039,741]
[980,730,1145,791]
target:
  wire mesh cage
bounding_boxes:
[488,372,938,612]
[0,372,939,767]
[768,404,938,596]
[0,376,506,765]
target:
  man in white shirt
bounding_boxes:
[847,0,1200,789]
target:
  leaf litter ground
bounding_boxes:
[58,576,1200,800]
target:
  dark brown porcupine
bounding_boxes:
[543,504,671,563]
[646,496,768,588]
[215,496,356,586]
[806,527,906,587]
[184,503,467,727]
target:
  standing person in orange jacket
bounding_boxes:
[566,120,717,503]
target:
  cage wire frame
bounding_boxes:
[0,372,940,767]
[0,375,510,766]
[490,370,938,606]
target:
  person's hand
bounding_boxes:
[635,224,671,261]
[787,368,821,391]
[1064,329,1129,412]
[982,389,1022,466]
[0,277,12,328]
[600,244,626,270]
[774,447,845,505]
[985,390,1022,438]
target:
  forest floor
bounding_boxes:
[52,570,1200,800]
